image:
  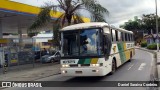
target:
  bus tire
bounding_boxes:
[128,52,132,62]
[110,59,116,75]
[51,59,54,63]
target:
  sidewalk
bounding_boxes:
[157,52,160,80]
[0,63,60,81]
[0,62,59,74]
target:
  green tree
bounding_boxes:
[120,14,160,43]
[121,14,160,34]
[141,14,159,34]
[28,0,109,46]
[120,16,141,31]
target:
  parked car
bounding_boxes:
[40,51,61,63]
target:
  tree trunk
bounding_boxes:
[66,15,72,25]
[53,24,60,48]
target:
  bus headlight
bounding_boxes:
[91,63,103,67]
[91,64,100,67]
[62,64,69,67]
[62,70,67,74]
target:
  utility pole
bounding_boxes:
[155,0,159,52]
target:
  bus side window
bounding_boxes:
[115,30,118,41]
[125,33,128,41]
[128,34,130,41]
[122,32,125,41]
[112,29,116,42]
[118,31,121,41]
[121,32,123,41]
[110,29,113,41]
[103,35,111,58]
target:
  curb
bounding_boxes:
[157,53,160,65]
[156,52,160,82]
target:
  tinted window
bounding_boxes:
[121,32,124,41]
[125,33,128,41]
[115,30,118,41]
[63,30,79,56]
[111,29,113,41]
[103,35,111,57]
[56,52,60,55]
[62,28,104,56]
[128,34,130,41]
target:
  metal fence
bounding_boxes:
[0,37,59,74]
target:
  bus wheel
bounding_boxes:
[128,52,132,62]
[51,59,54,63]
[110,59,116,75]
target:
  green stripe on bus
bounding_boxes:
[117,42,126,63]
[84,58,91,64]
[78,59,85,64]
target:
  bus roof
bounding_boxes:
[60,22,133,34]
[110,26,133,34]
[60,22,109,31]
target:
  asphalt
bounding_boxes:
[1,49,156,90]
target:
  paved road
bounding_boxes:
[2,49,155,90]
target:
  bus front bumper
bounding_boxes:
[60,67,107,76]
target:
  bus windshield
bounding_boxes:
[62,28,103,57]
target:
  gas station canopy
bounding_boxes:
[0,0,90,34]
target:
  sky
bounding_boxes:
[10,0,160,27]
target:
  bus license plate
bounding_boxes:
[75,71,82,74]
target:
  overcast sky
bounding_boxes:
[10,0,160,27]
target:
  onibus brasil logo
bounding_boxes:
[1,82,42,87]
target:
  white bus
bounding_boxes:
[60,22,135,76]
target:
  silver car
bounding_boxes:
[40,51,61,63]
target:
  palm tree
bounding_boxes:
[29,0,109,46]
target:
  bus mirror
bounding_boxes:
[104,48,107,54]
[96,31,98,35]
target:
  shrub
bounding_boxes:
[141,41,147,47]
[147,43,160,50]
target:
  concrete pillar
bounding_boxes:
[17,26,22,67]
[18,26,23,49]
[0,20,3,38]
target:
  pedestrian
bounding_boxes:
[42,48,47,56]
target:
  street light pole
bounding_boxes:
[155,0,159,52]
